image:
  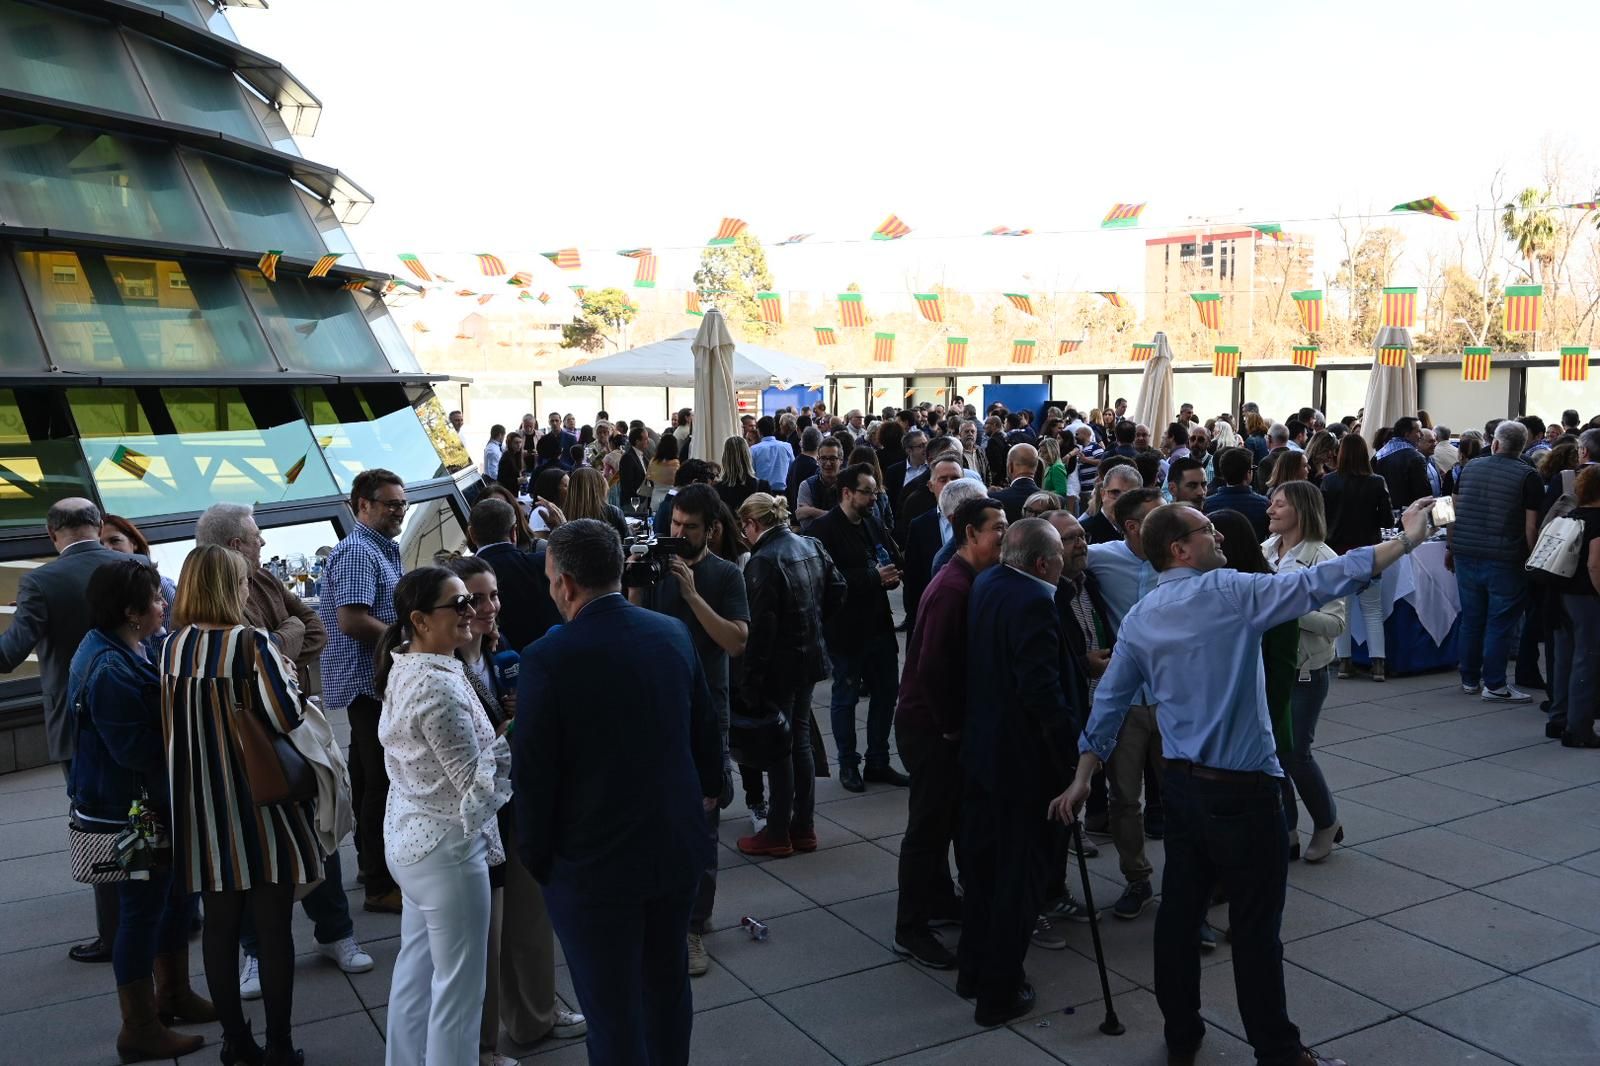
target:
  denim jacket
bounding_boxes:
[66,628,167,822]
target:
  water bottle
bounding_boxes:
[740,916,769,941]
[875,545,892,569]
[646,512,655,540]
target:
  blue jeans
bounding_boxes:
[1454,555,1528,691]
[1278,667,1336,833]
[115,867,196,986]
[826,631,899,771]
[241,848,353,956]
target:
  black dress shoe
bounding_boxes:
[1547,719,1568,739]
[863,765,910,787]
[68,937,111,963]
[892,928,956,969]
[840,765,865,793]
[1562,731,1600,749]
[973,981,1035,1027]
[1144,811,1166,841]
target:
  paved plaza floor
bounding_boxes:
[3,668,1600,1064]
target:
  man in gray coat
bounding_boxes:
[0,498,141,962]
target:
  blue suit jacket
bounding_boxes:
[475,541,562,653]
[963,565,1078,798]
[902,507,943,627]
[513,594,721,898]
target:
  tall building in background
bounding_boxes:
[1144,228,1315,340]
[0,0,473,771]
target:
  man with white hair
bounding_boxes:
[928,479,991,579]
[1432,424,1458,476]
[1255,423,1293,492]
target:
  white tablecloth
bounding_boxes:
[1347,539,1460,648]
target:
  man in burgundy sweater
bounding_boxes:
[891,497,1007,968]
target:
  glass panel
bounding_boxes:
[1049,373,1100,411]
[18,248,277,372]
[1106,372,1144,418]
[1424,365,1517,432]
[954,375,990,411]
[245,93,303,157]
[867,377,904,415]
[1172,371,1234,424]
[834,378,866,420]
[125,36,270,146]
[464,380,533,452]
[0,117,216,246]
[0,1,158,118]
[397,495,468,571]
[146,516,344,603]
[0,388,97,528]
[297,189,359,260]
[1243,369,1313,423]
[70,387,340,520]
[1324,369,1370,429]
[131,0,206,26]
[237,270,392,375]
[908,375,949,409]
[998,374,1043,384]
[528,384,595,424]
[0,553,55,679]
[359,291,421,373]
[183,151,326,258]
[412,391,473,475]
[299,385,448,490]
[0,260,48,371]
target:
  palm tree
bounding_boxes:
[1501,187,1558,284]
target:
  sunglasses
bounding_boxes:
[422,594,474,616]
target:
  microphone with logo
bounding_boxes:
[493,648,521,732]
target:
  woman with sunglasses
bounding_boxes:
[378,568,512,1066]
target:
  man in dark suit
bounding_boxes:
[959,518,1079,1027]
[993,442,1042,523]
[901,455,968,634]
[1082,463,1140,545]
[618,424,649,509]
[513,519,723,1066]
[0,498,143,962]
[884,430,928,509]
[1373,416,1434,509]
[469,498,561,651]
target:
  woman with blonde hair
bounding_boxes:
[717,435,771,514]
[1211,418,1241,451]
[163,544,321,1066]
[1266,449,1308,493]
[564,466,628,541]
[1304,431,1339,485]
[1038,437,1068,498]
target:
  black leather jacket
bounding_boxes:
[736,526,846,713]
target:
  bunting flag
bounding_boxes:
[454,289,478,297]
[945,337,968,367]
[1561,347,1590,382]
[1058,339,1083,355]
[633,254,658,288]
[570,285,586,300]
[685,291,702,316]
[873,332,896,363]
[257,250,281,282]
[814,326,836,345]
[284,453,308,485]
[1191,292,1222,330]
[308,253,340,278]
[778,233,813,245]
[838,292,866,327]
[476,253,507,276]
[1101,202,1146,228]
[411,322,430,333]
[1381,287,1417,328]
[756,291,783,324]
[914,293,944,323]
[1291,345,1319,369]
[1097,291,1125,308]
[516,291,535,302]
[1503,285,1543,332]
[1132,342,1155,362]
[507,271,533,287]
[1292,290,1324,332]
[872,214,911,240]
[477,293,494,305]
[341,280,367,291]
[540,249,581,270]
[293,321,319,338]
[1213,345,1241,377]
[1378,345,1409,368]
[109,444,151,481]
[985,226,1032,236]
[1392,196,1458,221]
[1011,339,1036,365]
[1462,347,1492,382]
[398,253,431,281]
[537,292,551,304]
[1563,201,1600,211]
[1250,223,1287,242]
[1005,292,1035,315]
[617,248,652,258]
[709,218,747,245]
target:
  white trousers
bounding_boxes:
[386,825,490,1066]
[1334,582,1386,659]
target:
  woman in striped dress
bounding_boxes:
[163,544,322,1066]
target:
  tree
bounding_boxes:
[1331,227,1404,344]
[694,231,775,336]
[559,288,637,353]
[1414,266,1515,353]
[1502,186,1558,284]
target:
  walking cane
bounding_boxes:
[1071,819,1125,1036]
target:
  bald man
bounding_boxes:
[994,443,1042,524]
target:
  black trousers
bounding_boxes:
[346,694,396,896]
[894,721,962,935]
[956,779,1051,1012]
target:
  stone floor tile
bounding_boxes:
[1415,976,1600,1066]
[878,1027,1064,1064]
[700,906,894,995]
[872,832,904,857]
[684,952,760,1013]
[1476,864,1600,934]
[1384,891,1600,972]
[1200,959,1394,1047]
[813,786,915,839]
[702,863,816,932]
[1017,986,1256,1065]
[1411,760,1573,803]
[826,889,899,950]
[0,787,68,822]
[760,840,899,906]
[0,888,95,954]
[1563,850,1600,878]
[768,963,977,1064]
[1336,775,1500,823]
[1303,717,1377,747]
[1309,751,1400,791]
[1355,826,1546,888]
[0,989,123,1066]
[279,1009,387,1064]
[1321,734,1466,775]
[1483,742,1600,784]
[1392,715,1549,759]
[0,765,61,795]
[1444,804,1600,862]
[1319,1016,1513,1065]
[1286,849,1457,917]
[0,850,78,905]
[1311,796,1426,847]
[345,934,402,1008]
[1522,945,1600,1008]
[1321,700,1440,734]
[0,815,67,862]
[687,997,839,1065]
[1279,885,1366,943]
[1284,919,1502,1011]
[520,1040,589,1063]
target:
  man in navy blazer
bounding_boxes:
[958,518,1079,1027]
[513,519,723,1066]
[468,498,561,652]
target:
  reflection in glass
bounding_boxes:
[0,1,158,118]
[130,0,205,26]
[70,387,339,520]
[0,117,216,246]
[126,36,270,146]
[146,517,344,598]
[238,270,393,375]
[0,554,56,680]
[298,386,448,491]
[397,496,468,571]
[0,388,96,528]
[0,259,48,372]
[360,290,421,373]
[411,392,473,474]
[17,248,279,372]
[183,151,327,258]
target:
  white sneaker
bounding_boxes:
[239,954,261,1000]
[1481,686,1533,704]
[1461,682,1482,695]
[316,935,375,973]
[551,1007,587,1039]
[749,802,769,834]
[687,931,709,977]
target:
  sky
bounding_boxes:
[229,0,1599,305]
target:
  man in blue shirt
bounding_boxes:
[1051,498,1436,1066]
[748,416,793,489]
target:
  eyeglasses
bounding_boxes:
[369,497,408,512]
[1180,521,1218,540]
[422,594,474,616]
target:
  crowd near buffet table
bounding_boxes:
[1347,538,1461,675]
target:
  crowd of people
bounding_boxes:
[4,387,1598,1066]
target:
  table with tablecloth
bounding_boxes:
[1346,538,1461,675]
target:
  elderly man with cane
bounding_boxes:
[1050,496,1439,1066]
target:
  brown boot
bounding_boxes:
[154,950,216,1024]
[1370,657,1386,682]
[117,978,204,1062]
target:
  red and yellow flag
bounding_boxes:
[1011,339,1036,365]
[284,453,308,485]
[1504,285,1542,332]
[308,253,340,278]
[477,293,494,305]
[1392,196,1458,221]
[397,253,431,281]
[633,255,657,288]
[1561,347,1590,382]
[617,248,652,258]
[985,226,1032,237]
[1292,345,1319,369]
[507,271,533,287]
[476,253,507,276]
[1462,347,1492,382]
[1292,290,1324,333]
[540,249,581,271]
[109,445,151,481]
[1097,291,1125,308]
[1132,343,1155,362]
[873,332,896,363]
[709,218,747,245]
[1058,339,1082,355]
[814,326,836,345]
[914,293,944,323]
[454,289,477,297]
[838,293,866,328]
[1381,287,1416,328]
[946,337,968,367]
[341,280,367,292]
[570,285,586,300]
[257,250,282,282]
[1005,293,1035,315]
[1213,345,1240,377]
[686,291,703,316]
[1101,203,1146,228]
[872,214,911,240]
[1378,345,1409,368]
[756,291,783,324]
[1191,293,1222,330]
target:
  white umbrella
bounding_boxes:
[1360,326,1417,445]
[556,329,824,389]
[1131,331,1175,434]
[690,308,738,465]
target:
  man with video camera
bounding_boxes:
[625,483,750,978]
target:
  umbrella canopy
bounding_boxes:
[1131,331,1175,434]
[556,329,824,389]
[1360,326,1417,445]
[690,308,738,466]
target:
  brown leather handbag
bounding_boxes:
[234,648,317,807]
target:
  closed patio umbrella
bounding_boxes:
[690,307,738,465]
[1360,326,1417,445]
[1131,331,1175,435]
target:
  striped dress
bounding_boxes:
[162,625,323,893]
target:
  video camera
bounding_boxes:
[621,536,693,589]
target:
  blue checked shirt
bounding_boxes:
[317,522,403,708]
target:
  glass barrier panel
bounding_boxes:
[0,388,96,528]
[1419,364,1516,433]
[396,496,468,570]
[0,1,158,118]
[298,385,448,491]
[184,151,327,259]
[237,270,392,375]
[1323,369,1371,426]
[0,554,56,680]
[412,392,473,475]
[126,35,270,145]
[1242,369,1313,423]
[1524,365,1598,427]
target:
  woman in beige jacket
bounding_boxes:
[1262,481,1348,863]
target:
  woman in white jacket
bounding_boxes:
[376,567,512,1066]
[1262,482,1347,863]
